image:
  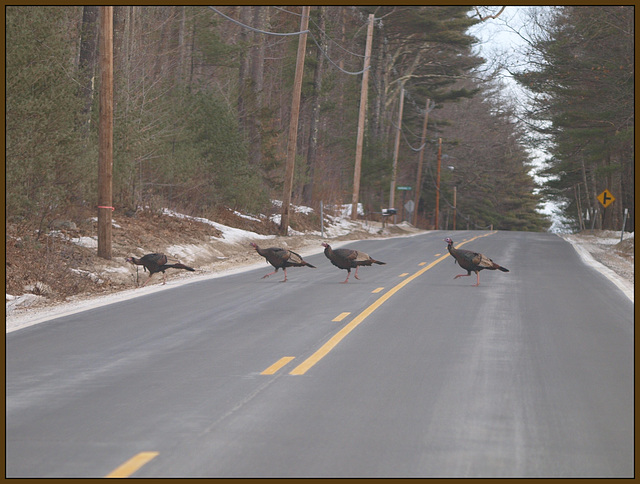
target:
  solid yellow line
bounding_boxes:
[332,312,351,322]
[289,232,496,376]
[261,356,295,375]
[105,452,159,478]
[372,287,384,293]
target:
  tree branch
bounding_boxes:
[474,6,506,21]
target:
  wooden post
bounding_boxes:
[412,98,430,227]
[453,185,457,230]
[620,207,628,242]
[389,86,404,219]
[434,137,442,230]
[350,13,374,221]
[279,6,310,235]
[97,6,113,259]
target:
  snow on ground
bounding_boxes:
[6,205,397,332]
[270,199,315,215]
[69,236,98,249]
[163,208,275,244]
[562,231,634,302]
[6,204,633,333]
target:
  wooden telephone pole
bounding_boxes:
[280,6,310,235]
[412,98,430,227]
[434,137,442,230]
[350,13,374,220]
[97,6,113,259]
[453,185,457,230]
[388,86,405,214]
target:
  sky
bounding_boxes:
[468,7,570,232]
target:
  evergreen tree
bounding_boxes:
[513,6,633,231]
[6,6,90,230]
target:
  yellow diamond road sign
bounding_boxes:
[597,189,615,208]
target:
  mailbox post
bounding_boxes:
[381,208,397,228]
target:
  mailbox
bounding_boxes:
[382,208,397,216]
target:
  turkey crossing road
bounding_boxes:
[6,231,633,477]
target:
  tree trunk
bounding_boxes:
[237,7,252,133]
[248,6,267,167]
[178,7,188,83]
[302,6,326,205]
[250,6,266,94]
[77,6,99,139]
[372,26,386,140]
[620,146,634,232]
[579,152,593,219]
[152,8,173,80]
[589,161,599,229]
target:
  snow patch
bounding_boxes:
[70,236,98,249]
[166,243,226,261]
[562,233,633,302]
[270,199,314,215]
[70,268,104,284]
[6,293,46,312]
[162,208,275,244]
[103,266,131,274]
[231,209,261,222]
[88,217,121,228]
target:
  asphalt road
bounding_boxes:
[6,231,634,477]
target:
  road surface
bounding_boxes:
[6,231,634,477]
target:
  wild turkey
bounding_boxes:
[125,253,195,287]
[322,242,386,283]
[250,243,315,282]
[445,237,509,286]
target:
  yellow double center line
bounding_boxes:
[289,232,495,375]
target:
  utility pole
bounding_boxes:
[350,13,374,221]
[279,6,310,235]
[434,137,442,230]
[412,98,430,227]
[388,86,404,220]
[97,6,113,259]
[453,185,457,230]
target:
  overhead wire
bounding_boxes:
[389,94,491,230]
[308,31,370,75]
[207,6,309,36]
[209,6,370,76]
[209,6,490,229]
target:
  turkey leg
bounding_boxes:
[454,272,480,286]
[261,269,278,279]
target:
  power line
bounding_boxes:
[209,6,370,76]
[308,31,370,75]
[274,6,367,59]
[389,117,427,152]
[208,6,309,36]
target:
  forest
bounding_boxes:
[5,6,633,235]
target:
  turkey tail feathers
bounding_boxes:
[288,250,315,268]
[498,266,509,272]
[373,260,386,265]
[170,263,195,271]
